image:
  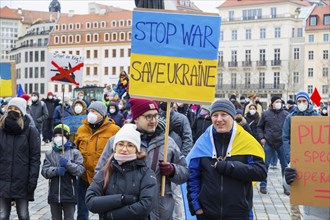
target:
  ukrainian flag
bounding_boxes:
[0,63,14,97]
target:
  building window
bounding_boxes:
[128,48,131,57]
[259,49,265,61]
[93,34,99,42]
[293,72,299,83]
[307,85,313,94]
[68,85,72,92]
[120,66,124,71]
[218,72,223,88]
[34,83,39,92]
[271,7,277,18]
[242,8,262,20]
[245,29,251,40]
[35,51,39,62]
[75,35,81,43]
[294,48,300,60]
[94,67,98,75]
[297,28,303,37]
[231,30,237,40]
[324,34,329,42]
[54,84,58,93]
[101,21,106,28]
[40,83,45,94]
[86,50,91,59]
[112,20,117,27]
[112,33,117,41]
[104,66,109,75]
[86,67,90,76]
[322,85,329,95]
[29,83,33,94]
[25,52,28,62]
[292,28,295,38]
[127,32,132,40]
[61,24,66,30]
[75,23,81,29]
[308,51,314,60]
[29,51,33,62]
[76,51,80,55]
[324,14,330,25]
[245,72,251,88]
[231,73,237,89]
[274,72,280,89]
[25,68,28,78]
[112,49,116,58]
[323,50,329,59]
[69,23,73,30]
[40,67,45,78]
[120,20,125,26]
[41,51,45,61]
[231,50,237,63]
[34,67,39,78]
[309,15,317,26]
[308,68,313,77]
[120,49,124,57]
[104,33,110,42]
[61,35,66,44]
[29,67,33,78]
[87,22,91,29]
[94,22,98,28]
[120,32,125,41]
[105,49,109,58]
[245,50,251,62]
[323,67,329,77]
[274,48,280,61]
[112,66,116,75]
[308,34,314,43]
[94,50,98,58]
[229,11,234,21]
[260,28,266,39]
[127,19,132,26]
[275,27,281,38]
[220,31,224,41]
[86,34,91,43]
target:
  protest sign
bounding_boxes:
[291,116,330,207]
[129,9,221,103]
[47,52,84,86]
[0,62,16,97]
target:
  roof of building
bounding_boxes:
[306,5,330,30]
[218,0,312,8]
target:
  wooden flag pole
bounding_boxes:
[161,101,171,196]
[61,84,65,155]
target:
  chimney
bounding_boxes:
[18,8,22,14]
[68,10,74,17]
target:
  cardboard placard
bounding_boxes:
[290,116,330,208]
[129,9,221,103]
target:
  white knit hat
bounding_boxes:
[113,124,141,151]
[7,97,27,116]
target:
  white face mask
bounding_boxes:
[118,104,123,110]
[48,96,53,99]
[78,96,84,100]
[249,110,256,115]
[274,103,282,110]
[297,103,308,112]
[322,109,328,114]
[87,112,98,124]
[75,105,83,114]
[109,109,116,114]
[54,136,67,146]
[31,96,38,102]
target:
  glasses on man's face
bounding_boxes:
[142,113,159,121]
[116,141,136,150]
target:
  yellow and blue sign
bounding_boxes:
[130,9,221,103]
[0,62,15,97]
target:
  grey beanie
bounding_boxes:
[211,99,236,119]
[87,101,107,117]
[7,97,27,116]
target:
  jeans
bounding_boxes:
[0,197,29,220]
[260,143,287,188]
[50,202,75,220]
[171,183,184,220]
[270,151,278,166]
[77,177,89,220]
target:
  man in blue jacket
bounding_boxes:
[186,99,266,220]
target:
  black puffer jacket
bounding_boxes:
[0,115,41,201]
[86,159,158,220]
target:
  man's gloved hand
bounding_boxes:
[59,156,68,167]
[159,160,175,177]
[284,167,297,185]
[55,167,66,176]
[213,160,227,174]
[121,194,138,205]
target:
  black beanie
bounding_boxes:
[271,95,281,104]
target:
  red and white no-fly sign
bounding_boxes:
[47,52,84,86]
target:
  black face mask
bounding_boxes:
[7,111,20,120]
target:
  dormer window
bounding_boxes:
[61,24,66,30]
[75,23,81,29]
[55,24,59,31]
[94,22,98,28]
[324,14,330,25]
[101,21,106,28]
[309,15,317,26]
[112,20,117,27]
[127,19,132,26]
[119,20,125,26]
[86,22,91,29]
[54,36,59,44]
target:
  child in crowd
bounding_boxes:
[41,124,85,220]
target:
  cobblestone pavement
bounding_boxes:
[9,145,294,220]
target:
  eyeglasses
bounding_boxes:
[116,141,136,150]
[142,113,159,121]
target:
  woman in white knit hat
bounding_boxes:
[85,124,158,220]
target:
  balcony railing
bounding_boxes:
[256,60,266,66]
[217,83,285,91]
[242,61,252,67]
[228,61,238,67]
[271,60,281,66]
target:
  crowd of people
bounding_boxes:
[0,88,329,220]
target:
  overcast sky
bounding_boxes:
[1,0,223,13]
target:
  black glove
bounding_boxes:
[284,167,297,185]
[213,160,227,174]
[28,183,37,194]
[121,194,137,205]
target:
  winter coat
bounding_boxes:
[29,100,49,131]
[191,115,212,143]
[42,98,58,119]
[86,159,157,220]
[53,104,73,126]
[108,102,124,127]
[41,142,85,203]
[186,123,266,219]
[0,115,41,201]
[75,117,120,184]
[257,107,288,148]
[96,127,189,220]
[245,113,260,142]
